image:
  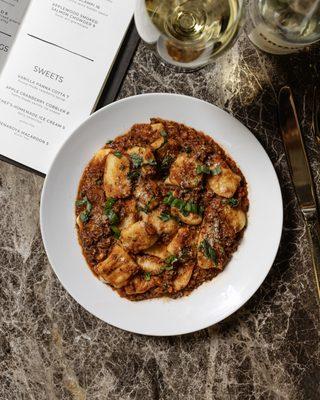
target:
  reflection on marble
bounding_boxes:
[0,30,320,399]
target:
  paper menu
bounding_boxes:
[0,0,30,71]
[0,0,134,173]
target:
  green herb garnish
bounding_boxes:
[111,226,120,239]
[106,209,119,225]
[171,198,184,210]
[76,199,86,206]
[160,130,168,138]
[114,150,122,158]
[146,158,157,166]
[139,196,155,214]
[104,198,120,235]
[185,146,192,154]
[130,153,143,168]
[76,196,92,223]
[160,155,173,170]
[80,211,90,223]
[158,131,168,149]
[199,239,217,264]
[105,197,117,212]
[165,255,179,265]
[163,193,202,217]
[196,165,211,174]
[196,164,222,176]
[159,212,171,222]
[163,191,174,205]
[211,165,222,176]
[127,170,140,181]
[76,196,89,207]
[106,140,113,145]
[223,198,239,207]
[162,255,179,271]
[190,202,198,213]
[145,272,151,281]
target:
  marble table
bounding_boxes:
[1,30,320,400]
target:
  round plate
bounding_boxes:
[40,94,283,336]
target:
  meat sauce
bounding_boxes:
[75,119,249,301]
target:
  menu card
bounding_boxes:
[0,0,30,71]
[0,0,134,173]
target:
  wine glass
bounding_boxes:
[134,0,244,71]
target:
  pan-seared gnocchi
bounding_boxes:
[76,119,248,300]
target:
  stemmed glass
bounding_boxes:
[135,0,244,71]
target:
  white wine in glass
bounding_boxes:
[135,0,243,70]
[248,0,320,54]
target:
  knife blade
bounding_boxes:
[279,86,316,211]
[279,86,320,302]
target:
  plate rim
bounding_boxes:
[40,93,283,336]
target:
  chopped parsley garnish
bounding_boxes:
[145,272,151,281]
[106,209,119,225]
[127,170,140,181]
[184,201,198,214]
[211,165,222,176]
[162,255,179,271]
[185,146,192,154]
[165,255,179,265]
[76,196,90,208]
[163,191,174,205]
[80,211,90,223]
[190,202,198,213]
[158,131,168,148]
[199,239,217,264]
[139,196,155,214]
[158,212,171,222]
[160,130,168,138]
[163,192,202,217]
[130,153,143,168]
[196,164,222,176]
[76,199,86,206]
[105,197,117,212]
[196,165,211,174]
[146,158,157,166]
[223,198,239,207]
[199,205,205,215]
[76,196,92,224]
[111,226,120,239]
[104,198,120,237]
[171,198,184,210]
[106,140,113,145]
[114,150,122,158]
[160,155,173,170]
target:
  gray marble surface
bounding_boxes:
[1,30,320,400]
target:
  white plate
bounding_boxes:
[40,94,283,336]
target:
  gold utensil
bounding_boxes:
[279,86,320,302]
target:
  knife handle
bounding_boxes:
[302,210,320,302]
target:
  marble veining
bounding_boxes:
[0,29,320,399]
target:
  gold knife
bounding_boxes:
[279,86,320,302]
